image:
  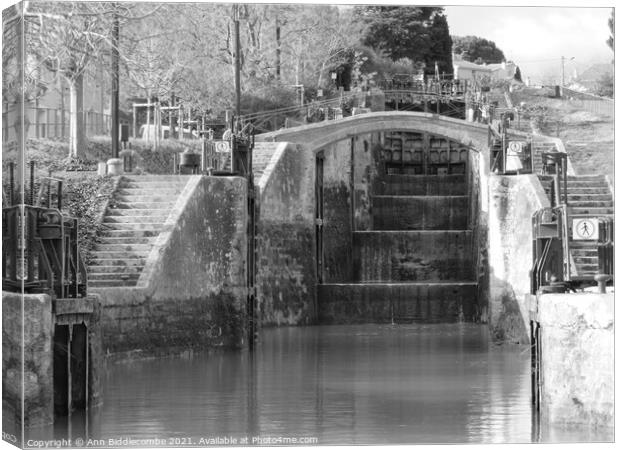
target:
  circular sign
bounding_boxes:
[573,218,598,240]
[215,141,230,153]
[508,141,523,153]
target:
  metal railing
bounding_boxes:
[561,87,614,118]
[2,204,87,298]
[2,106,111,142]
[597,217,614,279]
[488,120,534,175]
[540,152,568,206]
[531,205,570,294]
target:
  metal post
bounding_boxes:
[9,162,14,206]
[47,170,52,208]
[111,6,120,158]
[67,326,73,417]
[57,181,63,210]
[234,9,241,121]
[29,161,35,205]
[132,104,137,138]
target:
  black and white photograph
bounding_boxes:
[1,0,615,448]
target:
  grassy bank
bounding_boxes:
[1,136,199,264]
[509,85,614,184]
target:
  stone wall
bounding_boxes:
[322,139,354,282]
[468,147,489,322]
[352,133,381,231]
[488,174,550,343]
[255,143,316,326]
[95,176,248,355]
[2,292,53,428]
[536,293,614,429]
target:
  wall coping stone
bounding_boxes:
[537,293,614,329]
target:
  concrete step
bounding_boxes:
[113,201,178,210]
[103,215,169,224]
[93,242,152,252]
[352,230,474,282]
[87,265,144,275]
[565,186,612,193]
[571,249,598,258]
[106,208,171,217]
[374,174,467,196]
[96,236,155,245]
[573,264,599,275]
[569,207,614,215]
[318,282,478,324]
[88,272,141,282]
[568,200,614,208]
[114,194,179,203]
[122,175,189,182]
[100,222,165,231]
[116,188,185,196]
[567,194,613,202]
[89,280,140,288]
[88,258,146,267]
[572,256,598,265]
[100,229,160,238]
[90,250,150,259]
[372,195,469,230]
[118,181,188,189]
[100,222,166,231]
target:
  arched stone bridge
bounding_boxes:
[255,111,493,153]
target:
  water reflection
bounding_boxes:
[16,323,612,445]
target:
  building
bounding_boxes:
[452,54,519,82]
[2,5,110,144]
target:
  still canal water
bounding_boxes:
[21,324,612,446]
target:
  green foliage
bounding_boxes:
[595,72,614,98]
[64,175,112,260]
[607,10,614,52]
[514,66,523,83]
[354,6,453,76]
[452,35,506,64]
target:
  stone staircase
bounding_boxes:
[538,174,614,280]
[319,173,478,323]
[88,175,189,288]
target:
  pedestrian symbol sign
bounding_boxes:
[572,218,598,240]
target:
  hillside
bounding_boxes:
[509,85,614,185]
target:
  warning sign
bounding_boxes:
[215,141,231,153]
[572,218,599,240]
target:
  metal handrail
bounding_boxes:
[2,204,86,298]
[531,205,569,293]
[541,152,568,206]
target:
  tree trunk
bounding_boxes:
[68,73,86,158]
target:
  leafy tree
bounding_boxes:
[607,10,614,52]
[452,35,506,64]
[25,1,115,157]
[514,66,523,82]
[354,6,453,76]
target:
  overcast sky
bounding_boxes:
[444,5,613,83]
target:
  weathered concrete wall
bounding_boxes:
[536,293,613,429]
[255,143,316,326]
[95,176,248,355]
[322,139,354,282]
[352,133,381,231]
[2,292,53,428]
[468,148,489,322]
[488,175,550,343]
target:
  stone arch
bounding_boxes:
[256,111,491,155]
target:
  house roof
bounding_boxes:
[453,60,493,72]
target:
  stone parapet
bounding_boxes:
[536,293,614,430]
